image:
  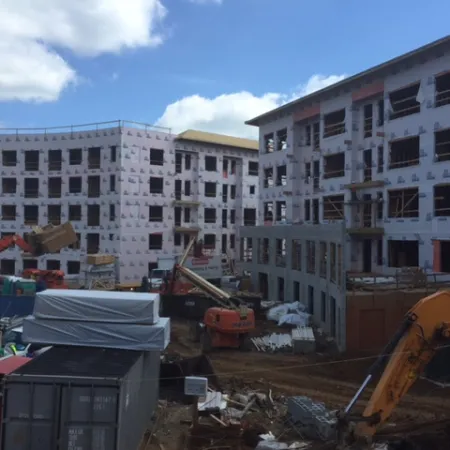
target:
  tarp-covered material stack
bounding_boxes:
[23,289,170,351]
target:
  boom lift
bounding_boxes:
[164,236,255,352]
[338,290,450,448]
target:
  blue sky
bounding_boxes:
[1,0,450,138]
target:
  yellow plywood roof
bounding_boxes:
[176,129,258,151]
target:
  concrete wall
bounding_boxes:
[0,121,259,284]
[239,223,347,351]
[256,46,450,274]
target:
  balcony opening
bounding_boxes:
[175,152,182,173]
[304,199,311,221]
[2,205,16,221]
[87,233,100,254]
[222,158,228,175]
[68,204,82,221]
[323,195,344,221]
[87,175,101,198]
[48,177,62,198]
[174,233,181,246]
[24,150,39,172]
[323,109,345,138]
[363,149,372,182]
[275,201,286,222]
[48,149,62,171]
[24,205,39,225]
[389,136,420,169]
[150,148,164,166]
[434,128,450,162]
[312,198,319,224]
[276,165,287,186]
[220,209,227,228]
[204,208,216,224]
[434,184,450,216]
[263,168,273,188]
[184,207,190,223]
[244,208,256,226]
[205,156,217,171]
[230,234,235,249]
[264,133,274,153]
[377,192,384,220]
[377,99,384,126]
[363,103,373,138]
[313,122,320,150]
[0,260,15,275]
[435,72,450,108]
[389,82,421,120]
[69,148,82,165]
[69,177,82,194]
[292,240,301,271]
[230,209,235,224]
[185,154,191,170]
[67,261,81,275]
[184,180,191,196]
[87,204,100,227]
[276,128,287,151]
[263,202,273,224]
[275,238,286,267]
[306,240,316,274]
[47,205,61,225]
[149,177,164,194]
[204,234,216,249]
[88,146,101,169]
[175,180,182,200]
[330,243,337,282]
[204,182,217,198]
[388,187,419,218]
[258,238,269,264]
[313,160,320,190]
[2,178,16,194]
[304,163,311,184]
[248,161,259,176]
[240,237,253,262]
[220,183,227,203]
[377,146,384,173]
[24,178,39,198]
[319,241,327,278]
[109,204,115,221]
[2,150,17,167]
[149,205,163,222]
[323,153,345,179]
[174,207,181,226]
[305,125,312,146]
[388,239,418,267]
[110,145,117,163]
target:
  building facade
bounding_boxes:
[0,121,259,284]
[239,36,450,351]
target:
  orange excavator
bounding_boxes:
[163,236,255,352]
[338,290,450,448]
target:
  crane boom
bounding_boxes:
[341,290,450,445]
[0,235,35,254]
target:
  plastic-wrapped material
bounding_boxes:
[22,316,170,351]
[33,289,159,324]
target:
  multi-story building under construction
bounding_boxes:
[0,121,259,284]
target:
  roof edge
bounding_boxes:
[246,35,450,127]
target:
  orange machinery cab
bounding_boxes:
[22,269,68,289]
[202,306,255,351]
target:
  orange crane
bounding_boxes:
[0,234,39,255]
[338,290,450,448]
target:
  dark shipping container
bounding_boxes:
[0,295,35,318]
[1,346,160,450]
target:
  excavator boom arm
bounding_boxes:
[0,235,34,254]
[347,290,450,441]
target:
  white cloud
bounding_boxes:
[0,0,167,102]
[156,74,347,138]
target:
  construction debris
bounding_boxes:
[292,328,316,354]
[252,333,292,352]
[287,396,337,441]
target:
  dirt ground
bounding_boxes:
[151,319,450,450]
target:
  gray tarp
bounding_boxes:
[23,316,170,351]
[33,289,160,324]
